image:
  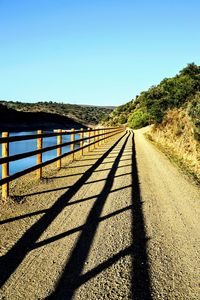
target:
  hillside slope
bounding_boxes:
[0,103,86,131]
[147,108,200,181]
[102,63,200,129]
[0,100,114,129]
[102,63,200,181]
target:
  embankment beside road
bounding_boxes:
[146,108,200,183]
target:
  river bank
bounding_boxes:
[0,107,87,132]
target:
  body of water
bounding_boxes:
[0,131,81,178]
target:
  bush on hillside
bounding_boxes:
[128,109,150,129]
[118,114,127,124]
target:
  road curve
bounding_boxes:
[0,129,199,300]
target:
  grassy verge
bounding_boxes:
[145,132,200,186]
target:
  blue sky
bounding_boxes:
[0,0,199,106]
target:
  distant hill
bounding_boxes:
[0,104,87,131]
[0,101,114,131]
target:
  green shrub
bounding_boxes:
[128,109,150,129]
[118,114,127,124]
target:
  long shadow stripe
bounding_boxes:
[78,246,132,287]
[48,133,130,299]
[32,205,133,249]
[0,132,127,288]
[131,131,152,299]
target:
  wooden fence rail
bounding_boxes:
[0,127,124,199]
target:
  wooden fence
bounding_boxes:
[0,127,124,199]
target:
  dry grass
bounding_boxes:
[147,108,200,183]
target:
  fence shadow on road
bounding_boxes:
[0,131,152,299]
[47,133,130,299]
[131,133,152,299]
[47,132,152,300]
[0,132,127,289]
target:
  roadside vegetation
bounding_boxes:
[102,63,200,181]
[147,108,200,182]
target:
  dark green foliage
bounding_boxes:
[0,100,114,126]
[118,115,127,124]
[180,63,200,79]
[128,109,150,129]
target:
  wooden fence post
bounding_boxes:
[71,128,75,160]
[57,129,62,169]
[37,130,43,179]
[80,128,84,155]
[2,132,9,199]
[90,130,94,151]
[98,129,101,146]
[102,129,105,144]
[94,129,96,149]
[88,128,91,152]
[107,128,110,141]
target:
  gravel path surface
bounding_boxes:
[0,129,199,300]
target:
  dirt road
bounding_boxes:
[0,129,199,299]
